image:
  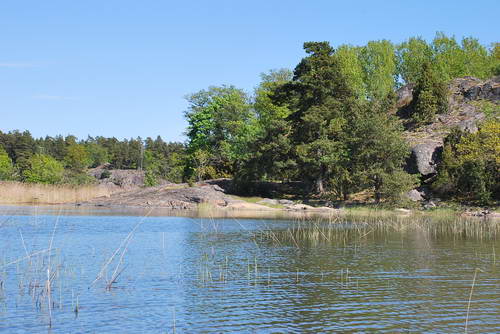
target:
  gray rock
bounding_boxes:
[257,198,279,205]
[423,201,437,209]
[463,76,500,102]
[458,119,479,133]
[407,141,443,176]
[278,199,294,205]
[406,189,424,202]
[396,83,415,108]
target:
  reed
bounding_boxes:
[0,181,116,204]
[257,214,500,247]
[465,268,483,332]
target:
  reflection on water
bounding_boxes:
[0,206,499,333]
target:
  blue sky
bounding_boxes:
[1,0,498,142]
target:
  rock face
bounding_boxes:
[86,182,238,209]
[456,76,500,103]
[400,76,499,177]
[89,164,145,189]
[407,141,443,176]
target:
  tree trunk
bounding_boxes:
[374,176,381,203]
[315,175,324,194]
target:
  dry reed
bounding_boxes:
[0,181,116,204]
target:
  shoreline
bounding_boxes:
[1,201,498,221]
[1,180,498,220]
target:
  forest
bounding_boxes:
[1,32,499,205]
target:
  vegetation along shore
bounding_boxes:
[1,33,499,215]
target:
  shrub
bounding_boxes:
[100,169,111,179]
[433,119,499,204]
[23,154,64,184]
[0,147,15,180]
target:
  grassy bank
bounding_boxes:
[0,181,115,204]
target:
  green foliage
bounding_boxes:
[189,149,218,182]
[0,130,186,185]
[460,37,492,79]
[432,33,491,81]
[359,40,396,100]
[284,41,354,194]
[236,69,296,184]
[63,171,96,185]
[334,45,365,98]
[1,33,497,207]
[433,120,500,204]
[184,85,255,180]
[378,169,420,205]
[262,41,413,201]
[0,130,35,173]
[65,144,91,172]
[348,99,417,202]
[492,43,500,75]
[431,32,467,81]
[397,33,496,85]
[86,143,109,168]
[0,147,15,180]
[396,36,433,85]
[23,154,64,184]
[143,150,163,187]
[100,169,111,179]
[411,62,448,126]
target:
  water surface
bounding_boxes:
[0,206,499,333]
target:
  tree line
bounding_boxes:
[0,131,185,185]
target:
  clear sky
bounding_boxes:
[1,0,498,142]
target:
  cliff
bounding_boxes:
[399,76,499,178]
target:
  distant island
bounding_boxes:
[1,33,499,212]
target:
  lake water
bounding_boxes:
[1,206,499,333]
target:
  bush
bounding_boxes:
[433,120,499,204]
[0,147,15,180]
[144,170,158,187]
[378,169,420,205]
[64,171,97,185]
[100,169,111,179]
[23,154,64,184]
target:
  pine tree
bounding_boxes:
[411,62,448,126]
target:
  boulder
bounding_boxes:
[423,201,437,210]
[396,83,415,108]
[406,189,424,202]
[407,141,443,176]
